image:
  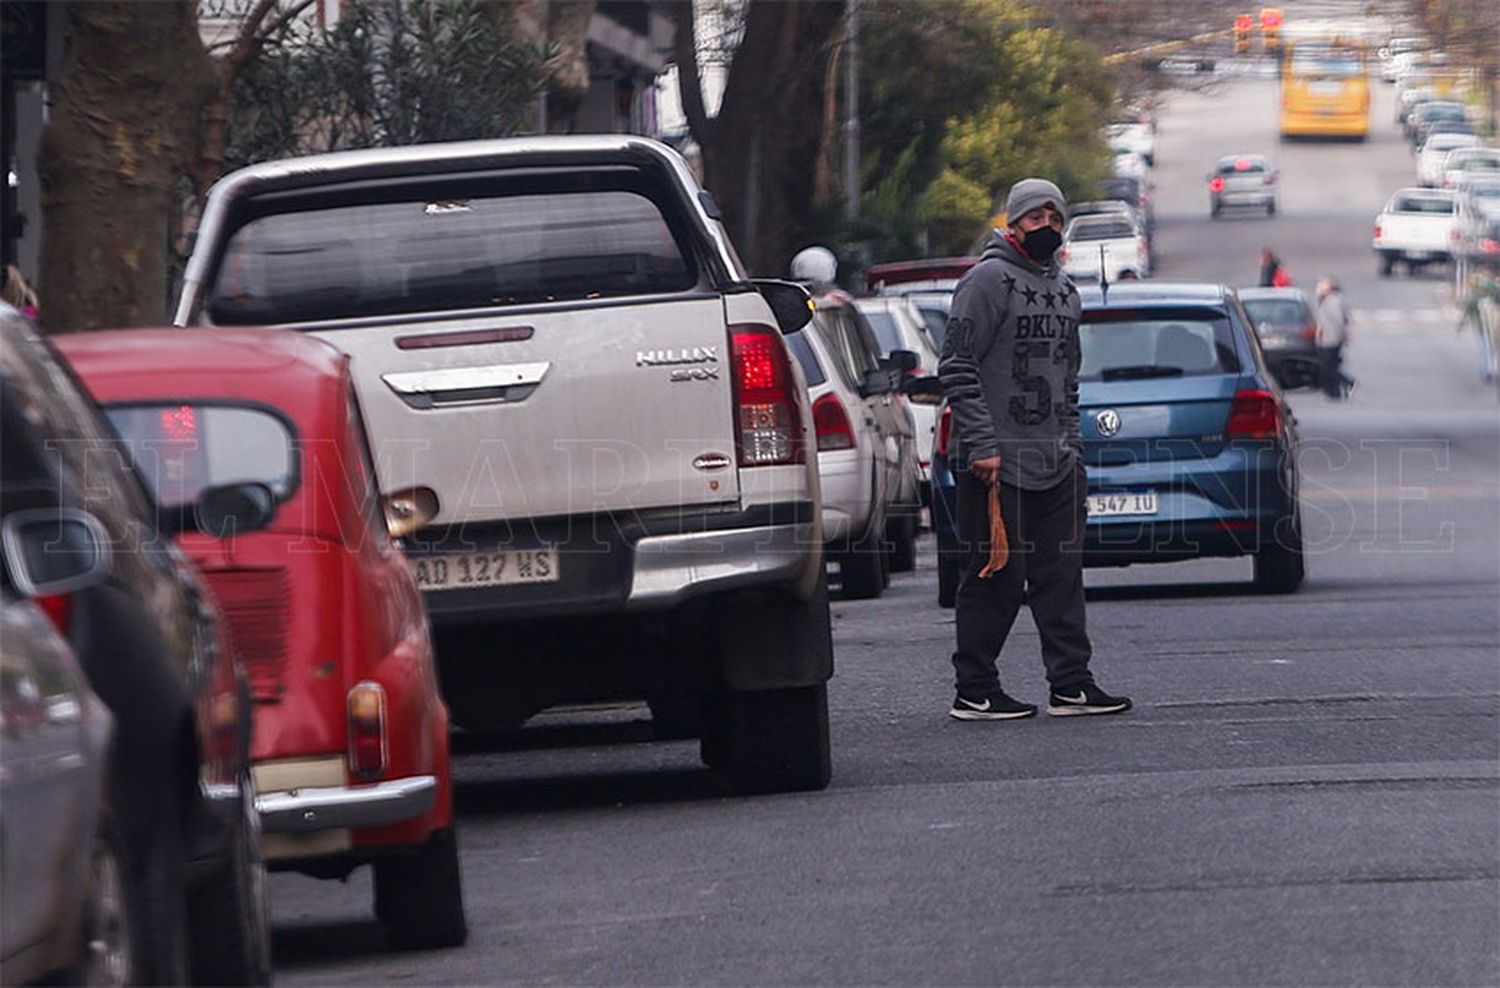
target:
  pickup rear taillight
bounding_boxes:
[347,681,388,779]
[36,593,73,634]
[1209,177,1225,193]
[1373,224,1382,239]
[812,393,855,451]
[730,325,807,467]
[1226,389,1283,440]
[936,406,954,456]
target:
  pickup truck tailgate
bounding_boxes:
[318,297,741,525]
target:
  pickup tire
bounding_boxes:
[187,774,271,986]
[713,683,832,794]
[1379,254,1395,277]
[374,829,468,951]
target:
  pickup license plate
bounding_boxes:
[410,549,559,590]
[1087,492,1159,518]
[1407,251,1436,261]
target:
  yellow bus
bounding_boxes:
[1279,38,1370,140]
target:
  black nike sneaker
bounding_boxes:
[1047,682,1133,716]
[950,690,1038,721]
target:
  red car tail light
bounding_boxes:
[36,593,73,634]
[1482,238,1499,254]
[347,681,388,779]
[1226,389,1283,440]
[1301,324,1317,341]
[730,325,807,467]
[1209,177,1226,193]
[936,406,954,456]
[811,393,855,451]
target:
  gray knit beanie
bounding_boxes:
[1004,178,1068,226]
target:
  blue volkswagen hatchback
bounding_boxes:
[1076,282,1304,592]
[924,281,1305,602]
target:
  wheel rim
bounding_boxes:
[84,838,133,986]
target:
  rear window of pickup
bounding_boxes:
[206,169,700,324]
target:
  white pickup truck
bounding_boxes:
[175,136,834,794]
[1374,187,1462,276]
[1060,213,1151,282]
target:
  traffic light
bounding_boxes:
[1260,7,1284,54]
[1235,14,1253,54]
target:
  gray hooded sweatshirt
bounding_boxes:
[938,230,1083,491]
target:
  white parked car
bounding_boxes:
[1441,147,1500,191]
[854,295,940,497]
[1415,132,1481,186]
[1060,213,1151,282]
[1106,122,1156,166]
[1112,149,1150,182]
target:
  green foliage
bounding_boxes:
[225,0,554,169]
[844,0,1116,261]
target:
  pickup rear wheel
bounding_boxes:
[374,829,468,951]
[1379,254,1395,277]
[714,683,832,794]
[187,773,270,986]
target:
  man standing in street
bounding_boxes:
[937,178,1132,721]
[1315,275,1355,399]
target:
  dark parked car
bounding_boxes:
[0,307,270,984]
[1238,286,1321,389]
[1,592,126,984]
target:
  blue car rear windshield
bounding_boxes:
[1080,307,1241,380]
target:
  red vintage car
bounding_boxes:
[57,328,466,950]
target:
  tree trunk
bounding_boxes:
[39,2,214,332]
[674,0,844,275]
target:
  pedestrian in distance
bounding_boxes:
[1315,275,1355,399]
[1259,248,1292,288]
[937,178,1132,721]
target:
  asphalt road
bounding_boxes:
[267,45,1500,988]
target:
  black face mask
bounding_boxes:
[1019,225,1063,263]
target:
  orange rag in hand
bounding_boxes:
[978,483,1009,577]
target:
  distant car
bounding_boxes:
[786,315,893,599]
[0,308,268,984]
[1112,149,1151,181]
[1395,85,1436,126]
[1208,154,1278,217]
[1440,147,1500,191]
[806,293,922,578]
[1060,213,1151,282]
[1462,176,1500,220]
[1374,187,1462,275]
[855,295,941,499]
[57,328,467,951]
[1077,282,1305,593]
[1414,132,1482,186]
[1238,286,1321,390]
[1071,199,1153,262]
[1,593,125,985]
[1460,212,1500,271]
[1107,121,1156,166]
[1098,176,1156,240]
[1407,101,1471,148]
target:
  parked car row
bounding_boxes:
[4,135,840,983]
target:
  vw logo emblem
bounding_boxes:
[1095,409,1122,438]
